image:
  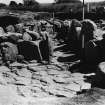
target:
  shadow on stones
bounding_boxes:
[57,54,79,63]
[54,44,69,52]
[69,62,98,74]
[17,41,41,61]
[0,16,19,29]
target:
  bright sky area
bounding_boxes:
[0,0,104,4]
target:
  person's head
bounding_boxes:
[22,26,29,34]
[71,19,81,27]
[64,20,70,27]
[81,19,97,35]
[41,26,46,31]
[40,20,47,31]
[46,24,53,33]
[6,25,15,32]
[15,23,24,33]
[40,23,46,31]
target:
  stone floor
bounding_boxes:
[0,50,93,105]
[0,44,104,105]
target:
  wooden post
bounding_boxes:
[53,12,55,36]
[82,0,85,48]
[83,0,85,20]
[87,3,90,13]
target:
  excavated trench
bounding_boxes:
[0,43,102,105]
[0,14,104,105]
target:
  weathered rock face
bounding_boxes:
[17,41,41,61]
[0,42,18,63]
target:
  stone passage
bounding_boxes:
[0,61,92,105]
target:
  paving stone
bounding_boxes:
[65,83,81,92]
[17,86,31,97]
[39,71,48,76]
[47,85,76,98]
[13,76,31,86]
[0,51,94,105]
[71,73,85,78]
[13,68,32,78]
[53,77,70,84]
[0,62,93,104]
[0,66,11,72]
[47,70,63,75]
[10,62,27,68]
[80,82,91,90]
[28,66,47,72]
[46,65,61,70]
[53,51,63,57]
[39,76,54,85]
[1,72,18,84]
[31,80,41,86]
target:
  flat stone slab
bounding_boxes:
[0,59,93,105]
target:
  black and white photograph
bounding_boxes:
[0,0,105,105]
